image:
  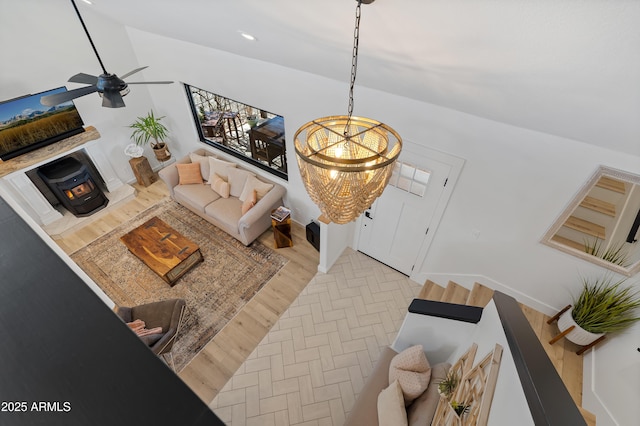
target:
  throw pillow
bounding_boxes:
[389,344,431,405]
[176,162,204,185]
[377,380,408,426]
[239,175,274,202]
[241,189,257,215]
[227,167,256,198]
[207,157,237,181]
[189,152,213,180]
[406,362,451,426]
[211,173,230,198]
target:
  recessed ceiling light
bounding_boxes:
[81,0,93,4]
[238,31,257,41]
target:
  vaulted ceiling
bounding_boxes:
[84,0,640,156]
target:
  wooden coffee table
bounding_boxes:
[120,216,203,286]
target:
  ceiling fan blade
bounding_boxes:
[101,90,125,108]
[68,72,98,85]
[119,66,148,80]
[126,81,174,85]
[40,85,98,106]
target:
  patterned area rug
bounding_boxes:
[71,198,288,372]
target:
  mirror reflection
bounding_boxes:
[542,166,640,276]
[185,84,287,179]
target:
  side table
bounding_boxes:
[129,156,157,187]
[272,212,293,248]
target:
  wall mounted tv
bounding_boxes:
[0,87,85,161]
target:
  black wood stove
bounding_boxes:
[37,157,108,217]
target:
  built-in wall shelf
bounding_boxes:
[0,126,100,178]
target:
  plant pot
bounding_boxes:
[557,307,605,346]
[152,143,171,161]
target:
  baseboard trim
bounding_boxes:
[419,272,557,316]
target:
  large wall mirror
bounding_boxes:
[542,166,640,276]
[184,84,288,180]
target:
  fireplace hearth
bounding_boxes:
[37,157,109,217]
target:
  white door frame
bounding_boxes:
[351,142,465,284]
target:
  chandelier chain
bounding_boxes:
[345,0,362,135]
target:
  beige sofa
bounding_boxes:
[158,149,286,246]
[345,346,450,426]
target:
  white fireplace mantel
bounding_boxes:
[0,127,125,226]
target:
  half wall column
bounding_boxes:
[83,142,124,192]
[0,174,63,225]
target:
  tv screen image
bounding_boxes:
[0,87,85,161]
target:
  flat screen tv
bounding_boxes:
[0,87,85,161]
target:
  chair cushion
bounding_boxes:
[174,184,221,212]
[389,345,431,404]
[139,333,164,347]
[377,380,408,426]
[176,162,204,185]
[344,346,398,426]
[407,362,451,426]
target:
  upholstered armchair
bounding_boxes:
[115,298,186,370]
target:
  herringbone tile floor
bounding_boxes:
[210,248,422,425]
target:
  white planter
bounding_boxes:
[557,307,605,346]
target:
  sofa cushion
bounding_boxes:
[344,346,398,426]
[407,362,451,426]
[240,175,274,202]
[189,152,213,180]
[227,168,256,198]
[208,157,237,181]
[389,345,431,404]
[377,380,408,426]
[176,162,204,185]
[211,173,230,198]
[241,189,257,215]
[174,184,221,212]
[205,197,244,231]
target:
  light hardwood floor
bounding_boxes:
[53,181,586,421]
[53,180,320,404]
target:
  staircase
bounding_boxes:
[418,279,596,426]
[552,176,628,253]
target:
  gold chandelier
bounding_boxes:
[294,0,402,225]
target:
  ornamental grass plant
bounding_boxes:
[571,275,640,334]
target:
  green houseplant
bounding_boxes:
[129,110,171,161]
[437,369,459,399]
[558,275,640,345]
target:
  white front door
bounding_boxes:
[357,155,453,275]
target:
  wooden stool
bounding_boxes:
[546,305,606,355]
[129,156,157,187]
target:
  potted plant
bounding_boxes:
[437,369,459,399]
[557,275,640,345]
[450,400,470,417]
[129,110,171,161]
